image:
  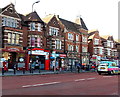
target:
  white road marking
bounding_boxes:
[22,82,61,88]
[103,76,113,78]
[75,79,86,81]
[86,78,96,80]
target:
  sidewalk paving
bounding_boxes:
[0,69,96,77]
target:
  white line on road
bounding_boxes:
[22,82,61,88]
[86,78,96,80]
[75,79,86,81]
[103,76,113,78]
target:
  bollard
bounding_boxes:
[2,67,4,75]
[31,68,33,73]
[14,67,16,75]
[30,65,31,73]
[39,66,40,73]
[23,67,25,74]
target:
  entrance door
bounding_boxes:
[8,52,17,69]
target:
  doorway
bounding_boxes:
[8,52,17,69]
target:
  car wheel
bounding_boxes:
[98,72,101,75]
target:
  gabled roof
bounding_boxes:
[80,17,88,30]
[1,3,13,12]
[100,36,107,41]
[88,30,99,38]
[75,17,88,30]
[59,18,81,33]
[42,14,55,24]
[26,11,44,23]
[1,3,21,19]
[88,34,95,39]
[101,35,110,40]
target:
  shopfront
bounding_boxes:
[50,52,66,70]
[27,48,50,70]
[1,46,26,71]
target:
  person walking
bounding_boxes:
[76,63,80,73]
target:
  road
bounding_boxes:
[2,72,119,95]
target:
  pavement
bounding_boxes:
[0,69,96,76]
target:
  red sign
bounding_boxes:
[2,46,24,53]
[59,54,66,57]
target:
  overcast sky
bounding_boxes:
[0,0,119,40]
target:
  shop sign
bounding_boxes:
[5,46,23,52]
[51,54,59,58]
[59,54,66,58]
[7,48,20,52]
[31,50,46,55]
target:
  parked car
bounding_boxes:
[97,61,120,75]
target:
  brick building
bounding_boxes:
[75,17,89,65]
[59,17,82,68]
[88,30,103,65]
[42,15,66,70]
[0,3,26,70]
[101,35,118,62]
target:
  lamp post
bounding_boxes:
[29,1,40,73]
[32,1,40,12]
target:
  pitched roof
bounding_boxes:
[1,3,14,12]
[88,30,99,37]
[59,18,81,33]
[88,34,95,39]
[75,17,88,30]
[100,35,110,40]
[26,11,44,23]
[42,14,54,24]
[80,17,88,30]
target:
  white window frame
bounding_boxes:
[30,22,35,31]
[94,38,99,45]
[49,26,59,36]
[76,35,79,41]
[38,23,41,32]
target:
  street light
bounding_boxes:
[29,0,40,73]
[32,0,40,12]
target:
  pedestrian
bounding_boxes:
[76,63,80,73]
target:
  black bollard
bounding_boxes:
[2,67,4,75]
[23,67,25,74]
[14,67,16,75]
[30,65,31,73]
[39,66,40,73]
[31,68,33,73]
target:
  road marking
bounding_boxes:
[22,82,61,88]
[75,79,86,81]
[86,78,96,80]
[103,76,113,78]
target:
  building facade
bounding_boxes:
[88,30,104,65]
[0,3,26,70]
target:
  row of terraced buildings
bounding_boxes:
[0,3,119,71]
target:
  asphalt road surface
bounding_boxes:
[2,72,119,95]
